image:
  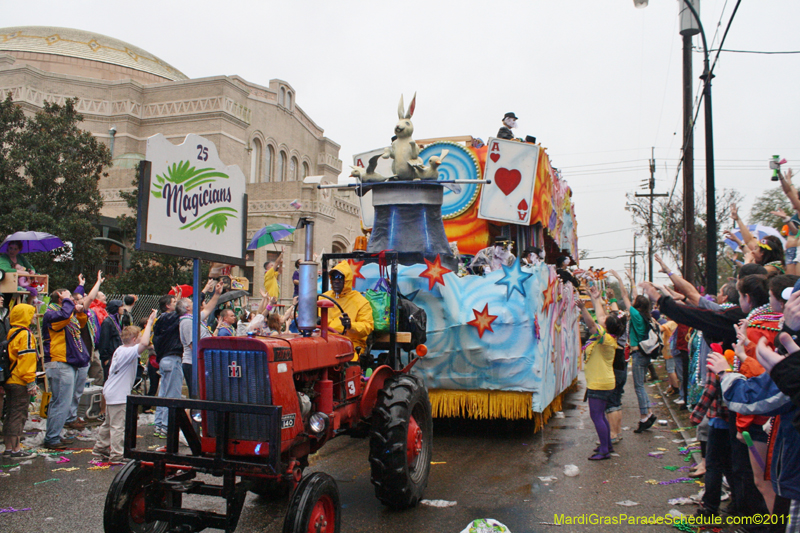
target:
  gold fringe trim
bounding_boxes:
[429,378,579,432]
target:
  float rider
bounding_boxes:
[321,261,374,361]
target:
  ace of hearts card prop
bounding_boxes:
[478,138,539,225]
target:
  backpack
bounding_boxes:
[0,329,27,385]
[398,295,427,352]
[638,318,664,357]
[365,278,392,333]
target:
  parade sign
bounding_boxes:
[477,137,539,225]
[136,134,247,264]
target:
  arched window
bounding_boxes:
[265,145,274,182]
[249,138,263,184]
[290,156,298,181]
[287,91,293,110]
[277,151,286,182]
[302,161,310,179]
[280,87,286,106]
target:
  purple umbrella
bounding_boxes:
[247,223,295,250]
[0,231,65,253]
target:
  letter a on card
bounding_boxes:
[478,137,539,225]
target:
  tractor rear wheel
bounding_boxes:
[282,472,340,533]
[368,373,432,509]
[103,460,181,533]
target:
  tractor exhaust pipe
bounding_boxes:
[296,217,318,335]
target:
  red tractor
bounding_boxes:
[103,219,433,533]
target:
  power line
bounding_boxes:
[708,48,800,55]
[579,227,635,238]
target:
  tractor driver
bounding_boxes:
[321,261,374,361]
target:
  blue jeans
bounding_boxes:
[154,355,183,433]
[68,365,89,423]
[631,352,651,416]
[45,362,79,445]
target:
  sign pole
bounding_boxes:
[192,258,200,399]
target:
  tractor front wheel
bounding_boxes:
[282,472,340,533]
[103,460,181,533]
[368,373,432,509]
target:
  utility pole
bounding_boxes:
[680,1,699,288]
[636,147,668,282]
[682,27,696,286]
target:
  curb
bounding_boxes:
[654,376,704,466]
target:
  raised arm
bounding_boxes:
[587,284,606,325]
[731,204,757,252]
[625,269,638,298]
[777,168,800,216]
[200,282,223,321]
[576,296,598,336]
[138,309,157,354]
[610,269,631,310]
[654,254,700,305]
[85,270,105,306]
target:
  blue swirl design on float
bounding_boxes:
[354,261,581,412]
[419,142,481,219]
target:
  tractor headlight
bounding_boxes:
[309,412,329,434]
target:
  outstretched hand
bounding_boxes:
[783,289,800,330]
[78,273,85,285]
[756,334,792,373]
[654,253,670,274]
[706,351,730,376]
[730,203,739,220]
[97,270,105,284]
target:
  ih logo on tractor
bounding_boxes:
[228,361,242,378]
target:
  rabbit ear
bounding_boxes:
[397,95,405,119]
[406,92,416,119]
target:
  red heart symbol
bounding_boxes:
[490,153,500,163]
[517,199,528,210]
[495,168,521,196]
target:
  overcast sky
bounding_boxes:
[5,0,800,282]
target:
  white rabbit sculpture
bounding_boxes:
[350,94,447,183]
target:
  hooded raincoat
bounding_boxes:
[7,303,37,386]
[321,261,374,357]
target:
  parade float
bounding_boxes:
[345,95,581,426]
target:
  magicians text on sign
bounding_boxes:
[136,134,247,264]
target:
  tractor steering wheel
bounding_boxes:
[292,294,350,335]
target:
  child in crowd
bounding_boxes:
[93,308,156,464]
[3,303,38,459]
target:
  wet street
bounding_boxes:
[2,363,710,533]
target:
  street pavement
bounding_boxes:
[1,361,719,533]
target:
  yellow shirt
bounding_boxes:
[584,326,616,391]
[263,268,279,300]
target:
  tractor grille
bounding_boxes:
[203,349,272,441]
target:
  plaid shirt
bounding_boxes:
[690,372,729,425]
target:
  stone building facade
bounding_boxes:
[0,26,361,301]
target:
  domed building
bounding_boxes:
[0,26,360,298]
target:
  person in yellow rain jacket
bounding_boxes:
[3,303,38,458]
[321,261,374,360]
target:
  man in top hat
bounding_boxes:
[497,112,518,140]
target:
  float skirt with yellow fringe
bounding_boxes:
[428,378,579,431]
